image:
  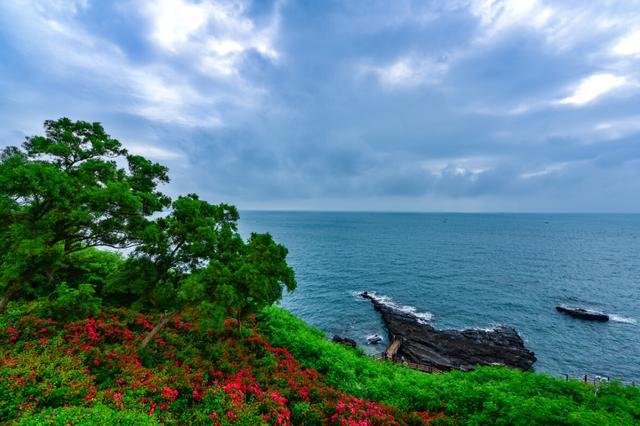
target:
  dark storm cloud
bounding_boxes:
[1,0,640,211]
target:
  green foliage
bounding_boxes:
[109,194,242,311]
[59,249,123,299]
[48,283,102,320]
[15,404,159,425]
[110,193,296,331]
[291,402,324,425]
[0,305,426,425]
[0,118,169,310]
[258,306,640,425]
[0,118,296,335]
[183,231,296,325]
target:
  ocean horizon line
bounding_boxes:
[240,209,640,215]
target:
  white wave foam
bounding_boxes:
[366,334,384,343]
[359,291,433,324]
[469,326,500,332]
[609,314,637,324]
[351,290,369,300]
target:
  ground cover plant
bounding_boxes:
[258,307,640,425]
[0,303,442,425]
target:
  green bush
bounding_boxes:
[48,283,102,320]
[15,404,159,425]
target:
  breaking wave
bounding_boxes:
[609,314,637,325]
[354,291,433,324]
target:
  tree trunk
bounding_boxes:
[139,311,178,350]
[64,238,73,255]
[0,294,10,314]
[0,284,17,314]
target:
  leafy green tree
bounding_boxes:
[0,118,170,312]
[113,194,296,348]
[1,118,297,348]
[108,194,241,310]
[183,232,296,330]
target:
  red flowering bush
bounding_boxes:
[0,305,443,425]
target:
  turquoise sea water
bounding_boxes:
[239,212,640,382]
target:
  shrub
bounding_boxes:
[15,404,158,425]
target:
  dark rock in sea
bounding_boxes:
[366,334,383,344]
[360,291,536,372]
[332,335,357,348]
[556,306,609,322]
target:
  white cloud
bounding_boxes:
[467,0,640,52]
[471,0,552,35]
[421,157,495,179]
[0,0,280,127]
[32,0,88,16]
[519,162,568,179]
[469,0,587,50]
[146,0,209,51]
[362,57,448,89]
[592,117,640,140]
[612,29,640,56]
[127,144,187,161]
[556,73,627,106]
[142,0,279,78]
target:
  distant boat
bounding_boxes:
[556,306,609,322]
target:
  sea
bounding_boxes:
[238,212,640,383]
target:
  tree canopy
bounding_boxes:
[0,118,170,311]
[0,118,296,338]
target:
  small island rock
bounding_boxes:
[332,335,357,348]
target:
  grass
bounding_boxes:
[258,306,640,425]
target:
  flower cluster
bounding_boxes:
[0,308,443,425]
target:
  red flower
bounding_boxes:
[192,388,204,401]
[161,386,179,401]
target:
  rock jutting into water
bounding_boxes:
[332,335,357,348]
[556,306,609,322]
[360,291,536,372]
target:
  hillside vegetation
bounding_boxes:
[258,308,640,425]
[0,302,441,424]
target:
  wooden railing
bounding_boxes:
[370,353,636,385]
[561,374,637,387]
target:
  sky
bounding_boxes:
[1,0,640,212]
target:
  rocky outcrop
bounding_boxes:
[361,292,536,372]
[332,335,357,348]
[556,306,609,322]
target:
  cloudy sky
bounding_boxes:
[1,0,640,212]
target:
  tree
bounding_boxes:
[119,194,296,349]
[183,232,296,331]
[1,118,297,349]
[0,118,170,312]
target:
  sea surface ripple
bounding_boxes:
[239,212,640,382]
